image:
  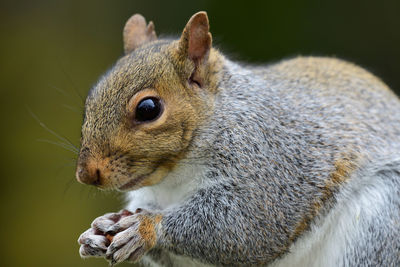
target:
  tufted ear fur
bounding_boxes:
[178,11,212,66]
[123,14,157,54]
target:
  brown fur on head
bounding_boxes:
[76,12,223,191]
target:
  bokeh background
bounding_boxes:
[1,0,399,266]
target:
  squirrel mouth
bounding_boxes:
[117,163,163,191]
[118,174,148,191]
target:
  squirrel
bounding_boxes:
[76,11,400,267]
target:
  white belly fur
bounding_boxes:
[125,161,205,211]
[271,173,392,267]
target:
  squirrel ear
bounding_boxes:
[123,14,157,54]
[178,11,212,65]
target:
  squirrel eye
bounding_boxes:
[135,97,163,122]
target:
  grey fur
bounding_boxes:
[339,156,400,267]
[153,58,400,265]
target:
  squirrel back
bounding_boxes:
[76,12,400,266]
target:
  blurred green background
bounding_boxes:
[0,0,399,266]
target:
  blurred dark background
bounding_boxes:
[0,0,399,266]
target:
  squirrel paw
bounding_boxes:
[78,210,133,258]
[78,227,108,257]
[105,209,162,264]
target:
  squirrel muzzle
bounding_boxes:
[76,156,110,187]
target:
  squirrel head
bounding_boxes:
[76,12,223,191]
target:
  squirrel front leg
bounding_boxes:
[101,183,263,265]
[155,182,281,266]
[101,181,291,265]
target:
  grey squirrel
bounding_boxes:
[76,11,400,266]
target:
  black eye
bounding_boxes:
[135,97,163,122]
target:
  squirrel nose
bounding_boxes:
[76,165,102,186]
